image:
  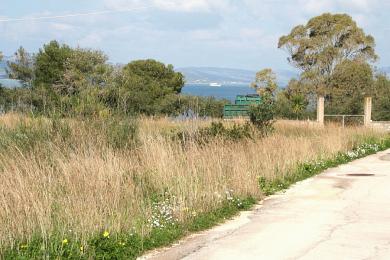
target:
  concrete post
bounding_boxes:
[364,97,372,127]
[317,96,325,126]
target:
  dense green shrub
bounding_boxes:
[104,118,139,149]
[249,94,275,135]
[172,122,254,145]
[199,122,253,141]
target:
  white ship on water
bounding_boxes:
[209,82,222,87]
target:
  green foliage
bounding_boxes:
[104,59,185,115]
[1,41,194,118]
[327,60,374,115]
[249,94,275,135]
[0,117,139,153]
[0,117,71,152]
[104,118,139,149]
[373,73,390,121]
[2,197,256,259]
[171,122,254,146]
[279,13,377,93]
[275,79,313,119]
[123,59,184,94]
[252,68,278,96]
[34,40,72,87]
[174,95,230,118]
[187,197,255,232]
[198,122,253,141]
[7,46,35,85]
[59,48,111,96]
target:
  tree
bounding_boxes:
[252,68,277,96]
[123,59,184,94]
[249,68,277,133]
[60,48,111,95]
[111,59,185,115]
[372,73,390,121]
[278,13,377,94]
[7,46,35,86]
[328,60,374,114]
[249,94,275,135]
[34,40,72,87]
[0,51,3,61]
[275,79,311,119]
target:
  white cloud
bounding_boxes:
[338,0,373,12]
[299,0,335,15]
[79,32,103,46]
[50,23,75,31]
[189,29,219,41]
[103,0,232,12]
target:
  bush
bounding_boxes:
[197,122,253,142]
[104,118,139,149]
[249,95,275,135]
[171,122,253,145]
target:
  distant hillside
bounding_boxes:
[177,67,297,87]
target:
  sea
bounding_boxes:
[181,83,256,102]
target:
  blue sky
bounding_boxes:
[1,0,390,71]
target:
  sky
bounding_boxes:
[1,0,390,71]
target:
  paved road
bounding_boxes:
[141,149,390,260]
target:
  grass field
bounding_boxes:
[0,113,388,258]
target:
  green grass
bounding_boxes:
[2,197,256,259]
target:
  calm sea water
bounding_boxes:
[181,83,256,102]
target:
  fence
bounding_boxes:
[324,115,365,127]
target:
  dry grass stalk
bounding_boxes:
[0,114,385,248]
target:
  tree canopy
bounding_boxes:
[327,60,374,114]
[110,59,185,115]
[60,48,110,95]
[278,13,377,94]
[123,59,184,94]
[7,46,35,85]
[0,40,195,117]
[34,40,72,87]
[252,68,277,96]
[373,74,390,121]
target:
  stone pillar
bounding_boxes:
[317,96,325,126]
[364,97,372,127]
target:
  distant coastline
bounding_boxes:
[184,81,251,86]
[182,83,256,101]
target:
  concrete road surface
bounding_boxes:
[140,149,390,260]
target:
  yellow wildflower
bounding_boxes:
[62,239,68,245]
[80,246,84,252]
[103,231,110,238]
[20,244,28,249]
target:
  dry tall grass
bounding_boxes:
[0,114,385,248]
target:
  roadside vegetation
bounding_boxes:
[0,114,389,258]
[1,12,390,259]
